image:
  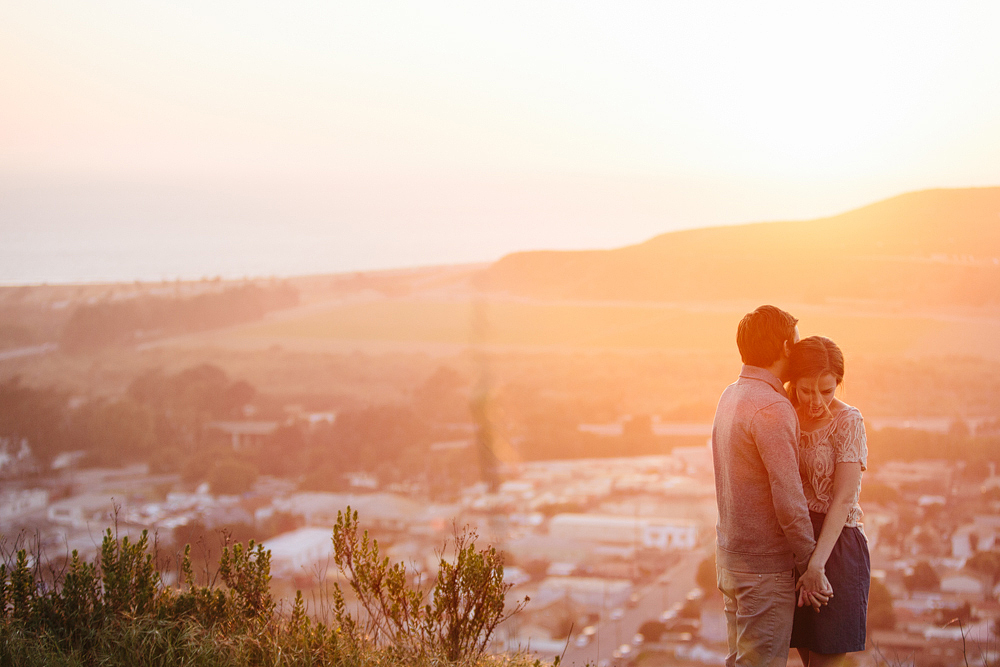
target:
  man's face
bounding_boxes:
[775,326,800,382]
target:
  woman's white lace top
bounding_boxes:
[798,405,868,527]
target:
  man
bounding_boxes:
[712,305,830,666]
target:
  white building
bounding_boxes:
[951,515,1000,559]
[873,460,953,490]
[207,421,279,451]
[47,493,122,528]
[940,573,984,597]
[548,513,697,551]
[262,527,337,578]
[0,489,48,521]
[643,521,698,550]
[536,576,632,609]
[272,492,424,531]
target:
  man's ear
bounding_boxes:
[783,339,794,358]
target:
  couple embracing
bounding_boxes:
[712,305,869,667]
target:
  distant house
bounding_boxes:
[207,421,279,451]
[505,534,597,566]
[671,443,714,476]
[47,493,121,528]
[502,566,530,586]
[202,503,254,529]
[644,521,699,550]
[535,576,632,609]
[0,489,48,522]
[0,438,36,476]
[940,573,984,597]
[873,460,953,490]
[951,515,1000,559]
[548,513,697,551]
[262,527,337,577]
[272,492,423,531]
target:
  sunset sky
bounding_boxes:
[3,2,1000,282]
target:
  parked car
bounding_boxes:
[613,644,633,659]
[685,588,704,602]
[660,602,682,623]
[665,617,701,634]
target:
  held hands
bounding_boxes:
[796,564,833,612]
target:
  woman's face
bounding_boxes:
[794,372,839,420]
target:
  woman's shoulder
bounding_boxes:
[830,404,867,448]
[832,402,863,423]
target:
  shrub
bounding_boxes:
[0,508,532,667]
[331,506,528,662]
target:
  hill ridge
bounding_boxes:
[479,186,1000,306]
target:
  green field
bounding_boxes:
[222,297,999,360]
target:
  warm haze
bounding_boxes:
[4,5,1000,666]
[3,2,1000,282]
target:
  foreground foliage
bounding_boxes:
[0,509,533,667]
[332,508,528,663]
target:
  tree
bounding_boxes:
[60,284,299,352]
[621,414,656,456]
[966,550,1000,598]
[257,424,306,477]
[695,553,717,591]
[208,459,258,496]
[638,620,666,642]
[860,482,900,505]
[520,558,550,582]
[413,366,468,422]
[937,601,974,626]
[309,404,430,471]
[85,399,157,464]
[867,578,895,630]
[904,560,940,593]
[0,377,70,462]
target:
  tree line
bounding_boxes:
[0,364,474,499]
[60,282,299,352]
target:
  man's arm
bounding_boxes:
[751,401,816,573]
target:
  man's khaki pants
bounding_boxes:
[717,566,796,667]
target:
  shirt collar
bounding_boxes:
[739,364,786,395]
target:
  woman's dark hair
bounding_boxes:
[736,305,798,367]
[788,336,844,401]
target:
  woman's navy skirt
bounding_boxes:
[790,511,871,654]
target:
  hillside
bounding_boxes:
[478,187,1000,306]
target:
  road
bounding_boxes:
[0,342,58,361]
[558,549,707,666]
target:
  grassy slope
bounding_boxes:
[479,186,1000,306]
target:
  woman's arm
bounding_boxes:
[797,460,863,607]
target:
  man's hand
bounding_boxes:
[796,565,833,612]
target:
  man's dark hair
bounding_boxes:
[736,305,798,367]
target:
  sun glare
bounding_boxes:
[646,4,996,184]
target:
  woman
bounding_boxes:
[788,336,870,667]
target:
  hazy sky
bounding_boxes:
[3,2,1000,282]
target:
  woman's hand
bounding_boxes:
[796,565,833,612]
